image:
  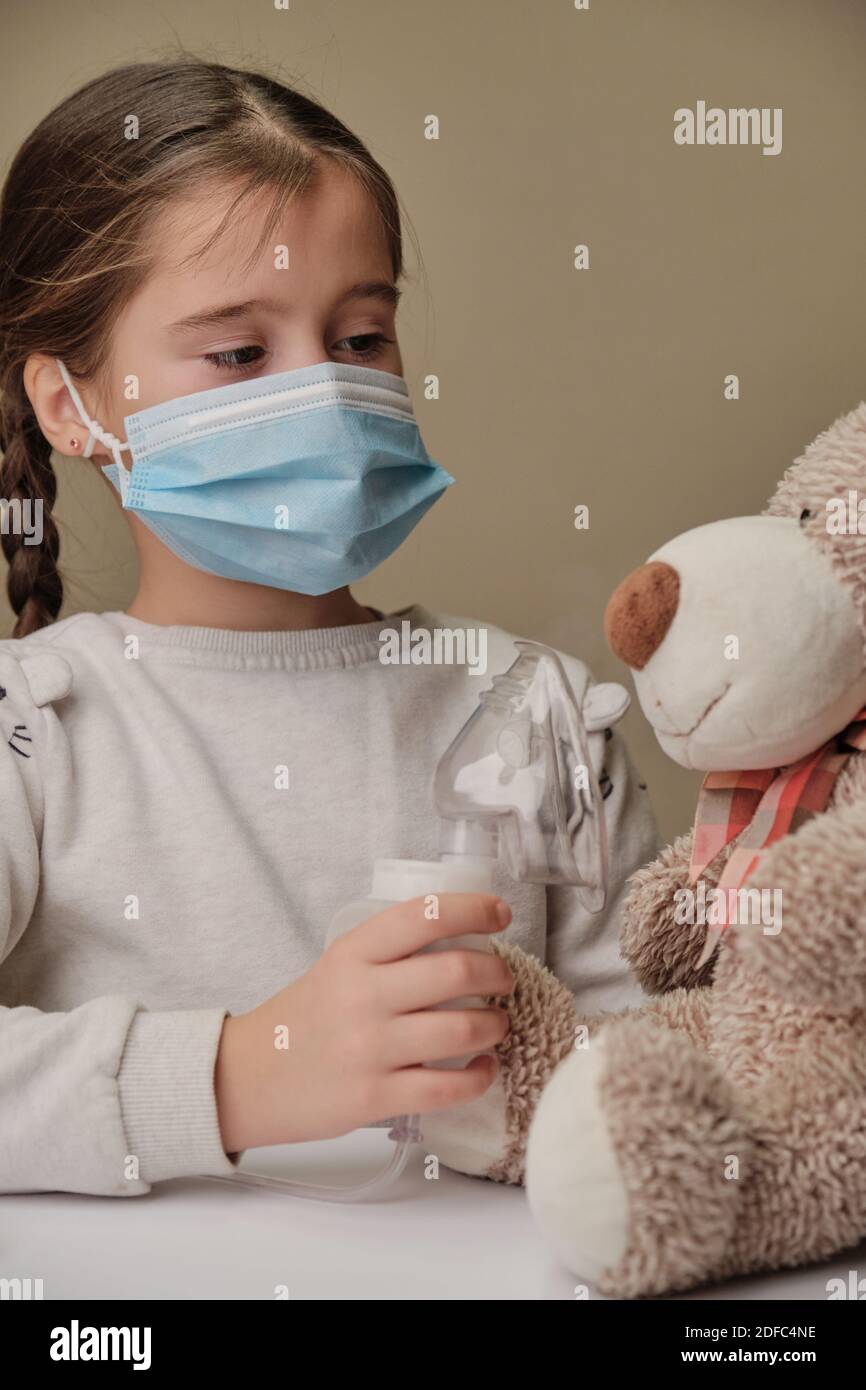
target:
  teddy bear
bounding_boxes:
[423,400,866,1297]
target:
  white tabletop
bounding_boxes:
[4,1131,863,1301]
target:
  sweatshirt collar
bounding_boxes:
[101,603,437,670]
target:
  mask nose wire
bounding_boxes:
[55,359,132,479]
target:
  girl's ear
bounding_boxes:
[22,354,103,460]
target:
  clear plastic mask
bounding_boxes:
[435,640,609,910]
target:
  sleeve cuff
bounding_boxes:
[117,1007,245,1184]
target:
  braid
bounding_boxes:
[0,404,62,638]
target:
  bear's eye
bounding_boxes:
[799,508,813,525]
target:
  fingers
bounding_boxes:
[382,1005,510,1068]
[340,893,512,964]
[382,1053,501,1118]
[380,947,515,1013]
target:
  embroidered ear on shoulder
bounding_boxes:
[18,653,74,707]
[0,651,72,764]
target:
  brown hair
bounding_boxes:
[0,58,408,637]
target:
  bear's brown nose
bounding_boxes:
[604,561,680,670]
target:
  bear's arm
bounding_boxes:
[620,830,725,994]
[730,790,866,1013]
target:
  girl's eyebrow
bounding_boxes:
[167,282,402,335]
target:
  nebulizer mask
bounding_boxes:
[209,641,626,1202]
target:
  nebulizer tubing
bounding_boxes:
[203,1115,423,1204]
[206,640,608,1202]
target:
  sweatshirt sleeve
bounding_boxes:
[544,658,661,1013]
[0,649,242,1196]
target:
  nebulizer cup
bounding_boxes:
[206,640,610,1202]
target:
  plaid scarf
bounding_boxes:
[688,706,866,966]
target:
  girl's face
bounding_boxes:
[84,158,404,439]
[25,158,408,625]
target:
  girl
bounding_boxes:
[0,59,657,1195]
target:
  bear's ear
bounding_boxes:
[582,681,630,732]
[18,653,73,707]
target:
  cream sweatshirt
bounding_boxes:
[0,602,658,1197]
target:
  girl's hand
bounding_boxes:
[214,893,515,1152]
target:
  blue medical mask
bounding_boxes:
[56,359,455,593]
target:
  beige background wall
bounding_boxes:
[2,0,866,841]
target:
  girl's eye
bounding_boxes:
[334,332,395,362]
[202,345,266,371]
[202,335,395,372]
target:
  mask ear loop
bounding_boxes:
[56,359,132,501]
